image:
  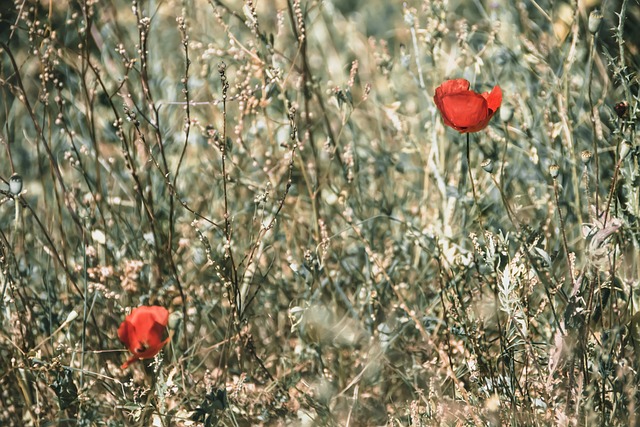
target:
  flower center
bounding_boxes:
[135,342,149,354]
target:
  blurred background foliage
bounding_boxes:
[0,0,639,425]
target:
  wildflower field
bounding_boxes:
[0,0,639,425]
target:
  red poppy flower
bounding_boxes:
[118,306,170,369]
[434,79,502,133]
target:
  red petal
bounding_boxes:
[146,319,169,350]
[434,80,502,133]
[439,92,488,131]
[128,306,169,330]
[148,306,169,326]
[119,319,143,355]
[121,355,139,369]
[119,306,170,368]
[435,79,471,98]
[483,85,502,113]
[117,319,132,347]
[463,116,492,133]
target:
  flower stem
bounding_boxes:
[467,133,478,205]
[552,176,575,289]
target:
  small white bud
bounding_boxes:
[500,104,514,123]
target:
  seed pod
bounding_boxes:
[580,150,593,165]
[168,311,183,330]
[481,158,494,174]
[549,164,560,179]
[9,173,22,195]
[619,140,633,161]
[614,101,629,118]
[588,10,602,34]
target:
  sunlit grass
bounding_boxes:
[0,0,638,425]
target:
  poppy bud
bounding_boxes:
[580,150,593,165]
[9,173,22,196]
[500,104,514,123]
[65,310,79,324]
[481,158,494,174]
[588,10,602,35]
[168,311,183,330]
[614,101,629,118]
[549,164,560,179]
[619,140,633,161]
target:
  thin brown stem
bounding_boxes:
[552,176,575,290]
